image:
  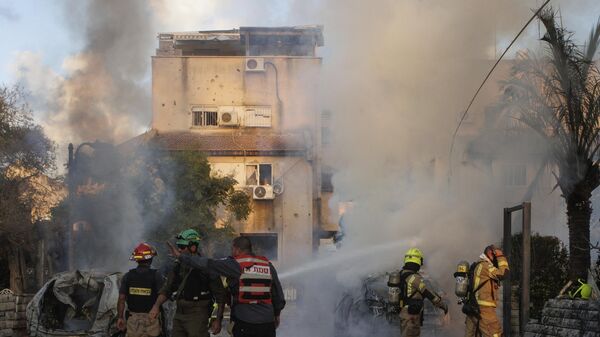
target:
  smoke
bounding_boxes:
[270,1,595,336]
[0,4,19,22]
[12,0,155,162]
[6,0,161,271]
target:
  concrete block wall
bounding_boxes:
[0,290,33,337]
[525,298,600,337]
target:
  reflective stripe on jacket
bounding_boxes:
[473,255,509,308]
[235,254,273,305]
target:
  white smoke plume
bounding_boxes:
[271,1,598,336]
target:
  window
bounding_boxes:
[503,164,526,186]
[192,106,218,127]
[244,107,272,127]
[241,233,278,260]
[322,172,333,192]
[245,164,272,186]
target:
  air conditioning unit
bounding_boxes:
[218,107,239,126]
[273,179,284,195]
[253,185,274,200]
[245,58,265,72]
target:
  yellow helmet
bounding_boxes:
[404,248,424,266]
[570,279,592,300]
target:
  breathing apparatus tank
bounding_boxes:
[454,261,470,300]
[387,271,402,311]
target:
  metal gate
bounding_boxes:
[502,202,531,337]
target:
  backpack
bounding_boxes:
[461,261,489,319]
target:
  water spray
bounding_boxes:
[278,239,410,280]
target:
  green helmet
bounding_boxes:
[176,229,201,246]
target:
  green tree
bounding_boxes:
[0,86,55,291]
[142,150,251,257]
[501,9,600,280]
[58,145,251,267]
[510,233,569,319]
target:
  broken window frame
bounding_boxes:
[245,163,273,186]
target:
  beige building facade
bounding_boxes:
[150,26,326,267]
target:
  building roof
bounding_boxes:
[122,130,308,157]
[158,25,324,46]
[156,25,324,57]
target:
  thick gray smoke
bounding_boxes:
[58,0,154,143]
[13,0,155,157]
[271,1,598,336]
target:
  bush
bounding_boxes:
[509,233,568,319]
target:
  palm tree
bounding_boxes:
[502,9,600,280]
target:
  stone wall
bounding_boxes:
[0,290,33,337]
[525,298,600,337]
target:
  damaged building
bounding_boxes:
[132,26,335,268]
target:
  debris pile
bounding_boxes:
[525,298,600,337]
[27,271,121,337]
[0,289,33,337]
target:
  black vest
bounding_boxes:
[126,268,158,313]
[173,264,212,301]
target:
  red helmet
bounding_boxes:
[130,243,157,261]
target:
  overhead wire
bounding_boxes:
[447,0,551,178]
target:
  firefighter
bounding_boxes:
[464,245,509,337]
[167,235,286,337]
[149,229,227,337]
[400,248,448,337]
[117,242,164,337]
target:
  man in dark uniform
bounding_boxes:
[168,235,286,337]
[150,229,226,337]
[117,242,164,337]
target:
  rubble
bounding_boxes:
[524,298,600,337]
[0,289,34,337]
[26,270,121,337]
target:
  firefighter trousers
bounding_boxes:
[400,307,421,337]
[126,312,161,337]
[172,300,211,337]
[465,307,502,337]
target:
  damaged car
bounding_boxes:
[26,270,122,337]
[334,271,449,337]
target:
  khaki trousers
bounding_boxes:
[126,312,161,337]
[172,299,211,337]
[400,307,421,337]
[464,307,502,337]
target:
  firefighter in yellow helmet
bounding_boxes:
[399,248,448,337]
[464,245,509,337]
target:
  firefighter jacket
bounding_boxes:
[472,254,509,308]
[234,255,273,305]
[401,263,443,312]
[179,254,286,324]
